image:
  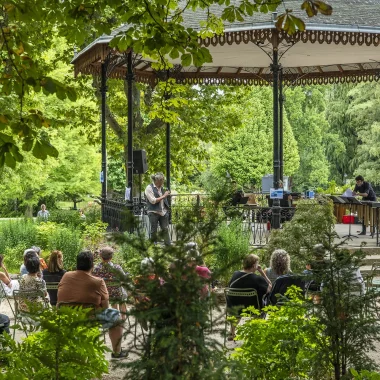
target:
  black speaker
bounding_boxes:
[133,150,148,174]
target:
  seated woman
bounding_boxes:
[227,254,271,340]
[42,250,66,306]
[264,249,292,284]
[20,247,47,277]
[18,256,49,313]
[93,247,128,320]
[0,254,19,296]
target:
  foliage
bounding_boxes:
[213,218,251,285]
[0,0,333,169]
[82,221,108,252]
[112,203,238,379]
[316,180,351,196]
[35,221,60,248]
[0,219,37,255]
[265,197,336,271]
[46,226,83,270]
[324,84,357,185]
[210,87,299,187]
[0,307,108,379]
[351,369,380,380]
[48,209,84,229]
[284,86,330,190]
[307,242,380,378]
[82,202,102,225]
[232,287,330,379]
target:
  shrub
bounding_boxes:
[48,209,84,229]
[82,202,101,224]
[82,221,108,252]
[265,197,336,271]
[47,227,83,270]
[213,218,250,285]
[232,286,330,379]
[0,219,37,254]
[2,243,26,273]
[35,221,60,248]
[0,307,108,379]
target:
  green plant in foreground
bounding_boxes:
[0,307,109,380]
[232,286,330,380]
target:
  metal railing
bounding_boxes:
[101,194,296,246]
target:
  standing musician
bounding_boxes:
[145,172,171,245]
[353,175,377,235]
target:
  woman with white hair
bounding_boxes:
[264,249,291,284]
[144,172,171,245]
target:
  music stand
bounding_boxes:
[340,196,362,239]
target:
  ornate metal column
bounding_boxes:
[279,67,284,183]
[126,51,134,202]
[100,62,108,222]
[271,31,281,229]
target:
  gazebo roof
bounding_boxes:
[72,0,380,86]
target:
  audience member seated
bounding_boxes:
[20,246,47,276]
[266,274,305,306]
[334,251,365,295]
[57,251,127,360]
[20,249,38,276]
[93,246,128,321]
[18,256,49,313]
[42,250,66,306]
[0,314,10,335]
[227,254,271,340]
[0,254,19,296]
[264,249,292,284]
[184,242,211,298]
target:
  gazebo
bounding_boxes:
[72,0,380,229]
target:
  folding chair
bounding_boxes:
[13,289,50,338]
[133,291,149,349]
[368,263,380,289]
[224,287,259,346]
[45,282,60,306]
[0,282,16,319]
[266,275,305,306]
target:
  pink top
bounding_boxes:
[196,265,211,298]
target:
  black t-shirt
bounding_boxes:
[354,181,376,201]
[42,269,66,305]
[227,271,268,310]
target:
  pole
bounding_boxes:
[126,51,134,203]
[165,92,172,221]
[100,62,107,222]
[271,31,281,229]
[279,67,284,184]
[166,121,171,192]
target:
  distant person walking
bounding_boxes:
[145,173,171,245]
[37,204,50,219]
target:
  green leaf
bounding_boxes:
[4,152,16,168]
[181,53,192,67]
[32,141,48,160]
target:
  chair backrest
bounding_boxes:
[13,289,49,314]
[269,275,305,306]
[371,262,380,273]
[56,301,97,309]
[45,282,60,291]
[225,287,260,311]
